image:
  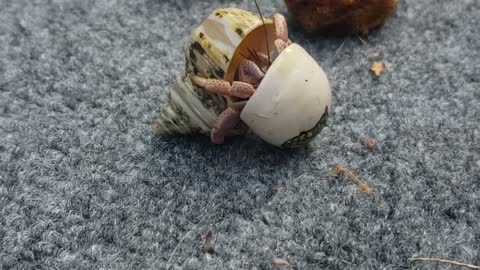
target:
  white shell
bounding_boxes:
[240,44,332,147]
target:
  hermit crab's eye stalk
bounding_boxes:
[154,8,332,148]
[253,0,271,68]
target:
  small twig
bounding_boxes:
[167,206,217,263]
[346,169,374,193]
[253,0,271,68]
[272,256,290,268]
[202,226,214,253]
[333,39,346,59]
[412,257,480,269]
[357,35,369,46]
[332,165,374,193]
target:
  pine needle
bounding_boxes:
[167,206,217,264]
[272,256,290,268]
[412,257,480,269]
[333,39,346,59]
[332,165,374,193]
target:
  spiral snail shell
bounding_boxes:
[154,8,332,147]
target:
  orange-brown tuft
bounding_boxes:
[285,0,398,34]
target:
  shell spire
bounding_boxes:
[154,8,275,136]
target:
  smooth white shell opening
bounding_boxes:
[240,43,332,146]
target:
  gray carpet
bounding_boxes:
[1,0,479,269]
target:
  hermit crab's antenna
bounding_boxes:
[253,0,271,67]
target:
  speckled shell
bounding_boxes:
[154,8,274,135]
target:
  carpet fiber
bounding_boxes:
[1,0,479,269]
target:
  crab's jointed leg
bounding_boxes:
[274,39,289,54]
[191,76,255,99]
[273,13,292,54]
[210,107,242,144]
[229,100,248,111]
[274,13,288,41]
[238,59,264,86]
[250,51,271,71]
[191,47,269,144]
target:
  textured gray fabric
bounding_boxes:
[1,0,479,269]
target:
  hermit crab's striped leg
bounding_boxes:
[210,107,242,144]
[273,13,292,54]
[191,76,255,99]
[210,100,249,144]
[237,59,264,86]
[190,58,264,98]
[191,58,265,144]
[190,75,255,144]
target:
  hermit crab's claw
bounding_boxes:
[273,13,292,54]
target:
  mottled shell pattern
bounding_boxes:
[154,8,272,135]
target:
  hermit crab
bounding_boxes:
[154,8,332,147]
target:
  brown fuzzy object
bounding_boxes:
[285,0,398,34]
